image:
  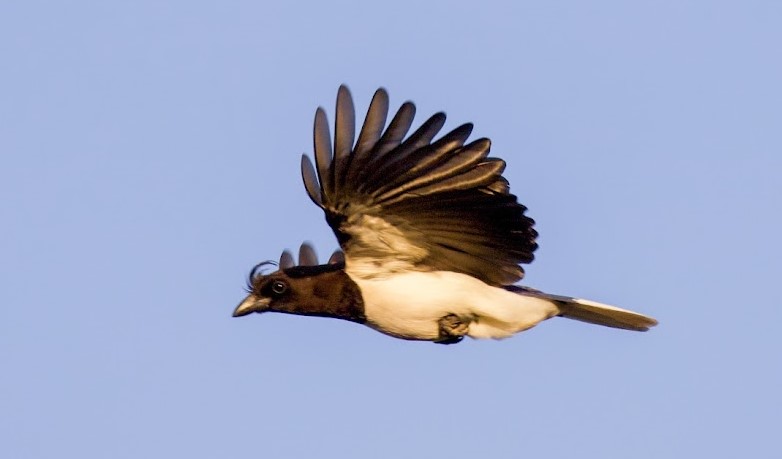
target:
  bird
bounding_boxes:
[233,85,657,344]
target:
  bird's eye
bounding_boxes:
[271,280,287,295]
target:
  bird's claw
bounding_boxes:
[435,314,469,345]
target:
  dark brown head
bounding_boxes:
[233,262,365,323]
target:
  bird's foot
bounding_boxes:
[435,314,470,345]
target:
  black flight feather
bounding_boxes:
[362,112,448,186]
[374,138,492,201]
[298,243,318,266]
[345,88,390,195]
[328,250,345,265]
[332,85,355,198]
[368,122,474,189]
[279,250,295,269]
[313,108,333,203]
[349,101,417,197]
[373,101,416,157]
[301,155,323,208]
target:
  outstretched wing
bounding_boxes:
[300,85,537,286]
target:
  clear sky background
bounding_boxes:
[2,1,780,458]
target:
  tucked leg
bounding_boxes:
[435,314,470,345]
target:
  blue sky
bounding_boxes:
[2,1,780,457]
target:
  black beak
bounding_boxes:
[232,295,270,317]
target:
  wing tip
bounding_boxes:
[300,154,324,208]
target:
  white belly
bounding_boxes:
[346,270,559,341]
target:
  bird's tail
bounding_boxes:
[507,287,658,331]
[554,296,658,331]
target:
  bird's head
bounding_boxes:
[233,262,344,317]
[232,245,364,323]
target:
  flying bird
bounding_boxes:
[233,86,657,344]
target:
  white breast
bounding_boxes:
[346,269,559,341]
